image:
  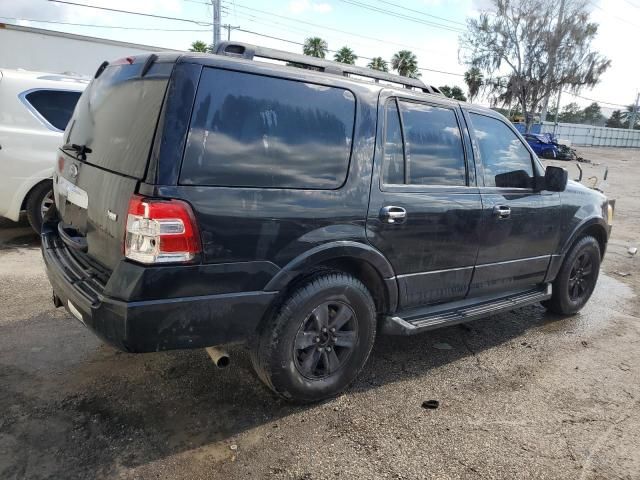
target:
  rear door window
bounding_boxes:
[24,89,81,131]
[180,68,356,189]
[399,100,466,186]
[381,98,467,187]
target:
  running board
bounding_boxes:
[382,284,552,336]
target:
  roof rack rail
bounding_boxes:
[214,41,439,94]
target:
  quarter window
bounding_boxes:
[181,68,356,189]
[24,90,81,131]
[382,100,405,185]
[470,113,533,188]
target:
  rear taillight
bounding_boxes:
[124,195,201,264]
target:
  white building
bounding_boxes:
[0,23,177,77]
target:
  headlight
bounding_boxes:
[607,202,614,226]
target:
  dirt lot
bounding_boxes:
[1,147,639,480]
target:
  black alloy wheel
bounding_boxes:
[567,252,596,302]
[293,300,358,380]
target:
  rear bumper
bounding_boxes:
[41,230,277,353]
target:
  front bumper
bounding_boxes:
[41,230,276,353]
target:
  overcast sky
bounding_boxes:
[2,0,639,111]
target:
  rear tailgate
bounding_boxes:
[54,56,175,270]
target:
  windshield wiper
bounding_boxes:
[61,143,92,161]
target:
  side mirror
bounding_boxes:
[542,166,568,192]
[494,169,532,189]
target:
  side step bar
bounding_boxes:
[382,284,552,336]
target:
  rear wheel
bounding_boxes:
[26,181,54,233]
[543,236,601,315]
[251,272,376,403]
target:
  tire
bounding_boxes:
[26,181,54,233]
[251,272,377,403]
[543,236,601,315]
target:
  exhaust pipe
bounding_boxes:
[205,346,230,368]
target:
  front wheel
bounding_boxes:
[251,272,376,403]
[543,236,601,315]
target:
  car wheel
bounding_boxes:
[26,181,54,233]
[543,236,601,315]
[251,272,376,403]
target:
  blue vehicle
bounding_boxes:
[523,133,560,159]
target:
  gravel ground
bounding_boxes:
[1,147,639,480]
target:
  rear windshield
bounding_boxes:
[24,89,81,131]
[180,68,356,189]
[65,62,171,179]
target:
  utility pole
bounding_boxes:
[222,24,240,41]
[553,90,562,136]
[540,0,566,124]
[212,0,221,49]
[629,92,639,130]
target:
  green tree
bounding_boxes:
[606,110,624,128]
[558,102,583,123]
[303,37,328,58]
[439,85,467,101]
[367,56,389,72]
[581,102,604,125]
[460,0,610,132]
[189,40,212,53]
[463,67,483,103]
[391,50,420,78]
[334,47,358,65]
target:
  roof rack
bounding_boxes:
[214,41,439,94]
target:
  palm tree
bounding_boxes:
[189,40,212,53]
[463,67,483,103]
[334,47,358,65]
[303,37,328,58]
[620,104,640,128]
[367,57,389,72]
[391,50,420,78]
[439,85,467,101]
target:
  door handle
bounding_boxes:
[493,205,511,219]
[380,206,407,224]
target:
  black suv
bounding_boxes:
[43,42,613,402]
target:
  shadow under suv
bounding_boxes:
[42,42,613,402]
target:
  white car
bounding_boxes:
[0,69,87,231]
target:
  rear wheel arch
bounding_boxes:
[258,242,398,335]
[21,178,53,211]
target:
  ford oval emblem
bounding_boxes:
[69,164,79,178]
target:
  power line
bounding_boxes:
[562,91,627,108]
[222,1,444,55]
[232,23,464,77]
[47,0,212,26]
[0,17,210,31]
[588,0,640,29]
[42,0,466,77]
[336,0,465,33]
[371,0,467,26]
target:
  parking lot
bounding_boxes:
[1,147,639,479]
